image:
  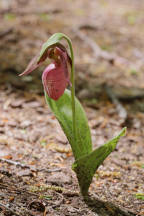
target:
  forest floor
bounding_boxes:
[0,0,144,215]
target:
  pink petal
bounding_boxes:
[42,62,68,100]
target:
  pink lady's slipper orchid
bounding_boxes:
[20,43,71,100]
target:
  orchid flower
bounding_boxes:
[20,43,71,100]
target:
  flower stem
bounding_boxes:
[64,36,76,142]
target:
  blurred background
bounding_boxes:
[1,0,144,102]
[0,1,144,215]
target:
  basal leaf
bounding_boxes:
[72,127,126,195]
[45,89,92,160]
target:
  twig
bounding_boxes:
[0,158,62,173]
[0,8,61,16]
[104,85,127,120]
[115,87,144,101]
[0,28,13,39]
[118,93,144,101]
[0,202,20,216]
[72,28,126,62]
[0,158,30,168]
[43,208,47,216]
[78,24,99,31]
[40,168,62,173]
[0,182,38,198]
[72,28,144,71]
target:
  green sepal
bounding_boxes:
[38,33,71,62]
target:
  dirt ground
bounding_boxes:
[0,0,144,215]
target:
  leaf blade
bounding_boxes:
[45,89,92,160]
[73,127,126,195]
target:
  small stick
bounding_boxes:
[72,28,143,71]
[0,202,20,216]
[0,158,62,173]
[104,85,127,120]
[0,8,61,16]
[72,28,126,62]
[0,28,13,39]
[0,158,30,168]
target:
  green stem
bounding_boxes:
[64,36,76,142]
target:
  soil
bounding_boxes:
[0,0,144,216]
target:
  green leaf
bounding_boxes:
[72,127,126,195]
[45,89,92,160]
[38,33,70,62]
